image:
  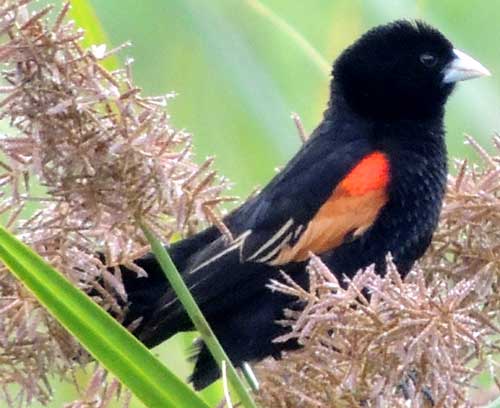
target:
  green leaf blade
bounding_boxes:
[0,226,209,408]
[68,0,120,71]
[142,225,259,408]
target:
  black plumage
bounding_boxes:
[118,20,489,389]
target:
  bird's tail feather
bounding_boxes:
[121,225,221,341]
[188,341,220,390]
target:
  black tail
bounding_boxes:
[121,225,220,339]
[119,225,309,390]
[187,261,309,390]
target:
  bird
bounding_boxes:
[118,20,490,390]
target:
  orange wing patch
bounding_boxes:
[339,151,390,195]
[271,152,390,265]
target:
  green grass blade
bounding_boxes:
[243,0,330,79]
[0,226,209,408]
[181,0,297,159]
[68,0,119,70]
[142,224,259,408]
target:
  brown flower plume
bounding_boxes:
[255,141,500,408]
[0,1,229,406]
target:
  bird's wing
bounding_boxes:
[241,154,390,265]
[135,125,392,344]
[187,130,391,274]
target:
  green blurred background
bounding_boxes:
[27,0,498,406]
[75,0,499,198]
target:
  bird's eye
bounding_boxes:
[419,53,438,67]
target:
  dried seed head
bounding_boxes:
[0,0,230,405]
[256,140,500,407]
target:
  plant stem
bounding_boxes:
[141,224,259,408]
[244,0,330,79]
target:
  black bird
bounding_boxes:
[119,20,490,389]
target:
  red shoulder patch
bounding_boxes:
[339,151,390,196]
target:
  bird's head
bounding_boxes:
[332,20,490,120]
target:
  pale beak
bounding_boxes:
[443,49,491,83]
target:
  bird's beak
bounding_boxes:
[443,49,491,83]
